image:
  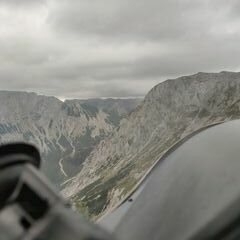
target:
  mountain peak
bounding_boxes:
[62,71,240,219]
[0,91,140,186]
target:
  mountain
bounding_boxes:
[0,91,141,186]
[62,71,240,219]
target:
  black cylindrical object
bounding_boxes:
[0,143,112,240]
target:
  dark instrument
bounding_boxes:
[0,143,112,240]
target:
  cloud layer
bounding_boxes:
[0,0,240,99]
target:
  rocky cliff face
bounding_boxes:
[62,71,240,219]
[0,91,141,186]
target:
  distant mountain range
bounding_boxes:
[0,91,141,186]
[61,71,240,220]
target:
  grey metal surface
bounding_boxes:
[99,182,146,232]
[113,120,240,240]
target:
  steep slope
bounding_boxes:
[0,91,141,186]
[62,71,240,219]
[76,98,141,127]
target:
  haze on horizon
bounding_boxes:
[0,0,240,99]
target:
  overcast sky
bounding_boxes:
[0,0,240,99]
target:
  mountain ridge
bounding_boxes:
[0,91,141,186]
[62,71,240,219]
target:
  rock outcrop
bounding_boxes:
[0,91,140,186]
[62,71,240,219]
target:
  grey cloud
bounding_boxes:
[49,0,198,41]
[0,0,240,99]
[0,0,46,6]
[49,0,233,42]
